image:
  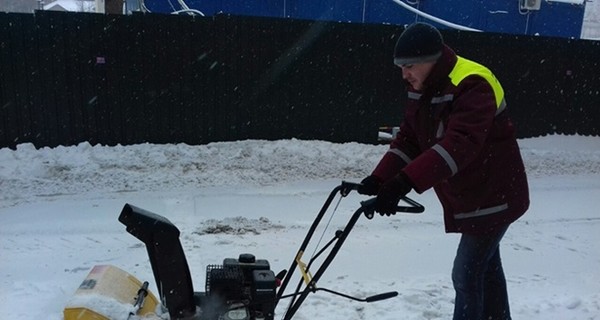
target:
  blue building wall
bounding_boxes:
[139,0,585,39]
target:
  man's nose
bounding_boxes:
[401,68,410,79]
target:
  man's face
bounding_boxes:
[399,61,436,91]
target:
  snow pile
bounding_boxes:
[1,134,599,207]
[0,140,380,207]
[518,134,600,177]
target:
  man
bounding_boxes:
[358,22,529,320]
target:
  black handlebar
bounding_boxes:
[339,180,425,219]
[361,196,425,219]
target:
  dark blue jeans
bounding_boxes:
[452,225,511,320]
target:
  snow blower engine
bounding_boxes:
[202,254,277,320]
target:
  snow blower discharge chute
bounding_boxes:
[64,181,424,320]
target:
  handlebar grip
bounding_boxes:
[360,196,424,219]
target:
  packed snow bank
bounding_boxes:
[1,135,599,207]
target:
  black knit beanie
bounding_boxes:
[394,22,443,66]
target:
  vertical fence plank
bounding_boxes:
[0,13,15,148]
[118,13,144,145]
[102,14,128,146]
[6,14,33,147]
[74,12,102,145]
[64,12,93,145]
[88,13,112,145]
[35,11,61,147]
[186,15,218,145]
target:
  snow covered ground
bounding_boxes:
[0,135,599,320]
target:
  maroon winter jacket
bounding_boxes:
[373,45,529,234]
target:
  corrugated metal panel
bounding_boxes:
[141,0,587,39]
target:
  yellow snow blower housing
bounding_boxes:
[64,264,160,320]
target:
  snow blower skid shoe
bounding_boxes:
[64,181,423,320]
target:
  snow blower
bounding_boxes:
[64,181,424,320]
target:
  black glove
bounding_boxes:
[357,175,382,196]
[375,173,413,216]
